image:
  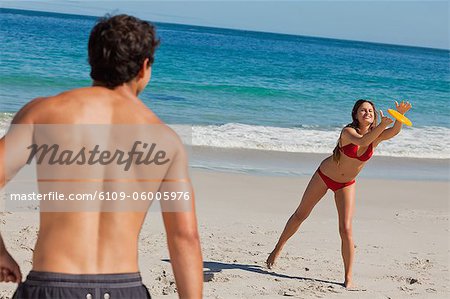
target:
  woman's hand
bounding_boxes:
[379,110,393,127]
[395,100,412,115]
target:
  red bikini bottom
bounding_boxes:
[317,168,355,192]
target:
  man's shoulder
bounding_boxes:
[128,103,183,147]
[11,96,51,124]
[14,88,88,118]
[154,123,186,152]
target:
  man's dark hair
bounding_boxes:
[88,14,160,88]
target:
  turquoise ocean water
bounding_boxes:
[1,9,449,160]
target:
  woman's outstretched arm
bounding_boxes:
[376,101,412,142]
[343,114,392,147]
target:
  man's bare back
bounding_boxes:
[28,86,171,274]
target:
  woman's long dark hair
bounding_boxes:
[332,99,378,164]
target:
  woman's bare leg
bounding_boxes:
[266,171,328,268]
[334,184,356,288]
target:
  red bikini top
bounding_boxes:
[339,143,373,162]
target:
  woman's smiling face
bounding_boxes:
[356,102,375,125]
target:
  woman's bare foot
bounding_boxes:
[344,279,353,289]
[266,249,281,269]
[344,280,366,291]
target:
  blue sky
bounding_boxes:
[1,1,449,49]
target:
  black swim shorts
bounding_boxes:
[12,271,151,299]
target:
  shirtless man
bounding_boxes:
[0,14,203,299]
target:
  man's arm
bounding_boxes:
[0,99,38,188]
[0,100,38,283]
[0,233,22,283]
[159,143,203,299]
[0,137,6,188]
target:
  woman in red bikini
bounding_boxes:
[266,99,412,288]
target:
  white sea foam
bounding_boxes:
[1,113,448,159]
[188,123,450,159]
[0,113,14,136]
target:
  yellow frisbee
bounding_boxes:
[387,109,412,126]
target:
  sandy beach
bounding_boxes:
[1,4,449,299]
[1,152,449,299]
